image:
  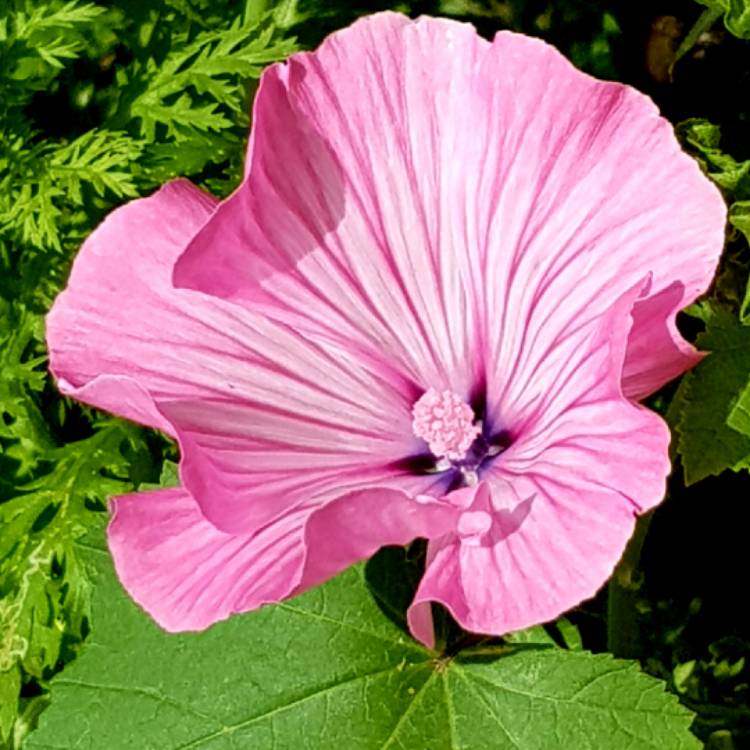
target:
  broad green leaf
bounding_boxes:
[27,534,698,749]
[669,310,750,483]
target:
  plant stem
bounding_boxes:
[607,511,654,659]
[670,7,723,74]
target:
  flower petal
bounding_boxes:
[108,487,306,631]
[498,279,671,508]
[475,30,725,406]
[296,487,458,592]
[174,13,491,396]
[48,180,426,535]
[174,12,724,403]
[621,282,705,398]
[159,398,447,535]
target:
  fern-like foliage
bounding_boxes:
[0,1,299,745]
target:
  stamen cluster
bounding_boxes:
[411,388,481,461]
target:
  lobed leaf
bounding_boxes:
[26,534,699,750]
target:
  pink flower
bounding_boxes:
[47,12,725,647]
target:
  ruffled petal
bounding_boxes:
[408,479,637,646]
[297,487,458,592]
[110,485,457,633]
[174,12,724,404]
[473,30,725,406]
[621,283,705,398]
[48,180,426,535]
[497,280,672,503]
[108,487,306,631]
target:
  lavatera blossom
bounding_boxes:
[47,13,725,647]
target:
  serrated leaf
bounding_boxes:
[27,535,699,750]
[670,310,750,484]
[0,303,52,487]
[48,131,142,201]
[0,0,106,92]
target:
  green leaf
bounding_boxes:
[0,666,22,743]
[504,624,558,647]
[676,119,750,198]
[0,303,51,479]
[695,0,750,38]
[669,310,750,484]
[727,381,750,436]
[27,534,699,749]
[730,200,750,248]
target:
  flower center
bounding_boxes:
[411,388,481,462]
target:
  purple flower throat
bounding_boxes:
[397,387,513,491]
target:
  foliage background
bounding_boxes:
[1,0,749,747]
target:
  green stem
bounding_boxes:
[606,511,653,659]
[670,7,723,73]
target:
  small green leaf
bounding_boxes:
[0,666,22,743]
[676,119,750,197]
[673,660,696,694]
[503,624,557,646]
[27,534,699,749]
[731,201,750,245]
[695,0,750,38]
[727,384,750,436]
[555,618,584,650]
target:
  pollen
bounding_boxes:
[411,388,481,461]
